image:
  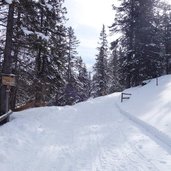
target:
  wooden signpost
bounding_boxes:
[2,74,16,87]
[121,93,132,103]
[0,74,16,124]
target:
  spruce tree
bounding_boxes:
[1,0,69,110]
[62,26,80,105]
[108,45,123,93]
[110,0,162,88]
[76,57,90,102]
[157,2,171,74]
[92,25,109,97]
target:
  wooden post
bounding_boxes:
[5,86,10,113]
[156,77,158,86]
[0,74,16,124]
[121,93,132,103]
[121,93,123,103]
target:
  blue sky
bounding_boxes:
[65,0,115,70]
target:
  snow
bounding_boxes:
[21,27,34,36]
[35,32,49,41]
[1,75,171,170]
[120,75,171,138]
[5,0,13,4]
[21,27,49,41]
[46,4,53,11]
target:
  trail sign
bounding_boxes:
[2,74,16,87]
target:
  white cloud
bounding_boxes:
[163,0,171,4]
[71,0,114,28]
[65,0,115,70]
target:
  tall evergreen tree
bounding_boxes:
[110,0,162,88]
[156,2,171,74]
[92,25,109,97]
[62,26,80,105]
[108,45,123,93]
[76,57,90,102]
[1,0,69,111]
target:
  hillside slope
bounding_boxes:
[1,76,171,170]
[120,75,171,138]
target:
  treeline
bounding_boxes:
[92,0,171,97]
[0,0,90,112]
[1,0,171,110]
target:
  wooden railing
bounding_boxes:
[121,93,132,103]
[0,110,12,124]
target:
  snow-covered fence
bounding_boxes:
[0,110,12,125]
[121,93,132,102]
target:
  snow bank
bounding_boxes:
[120,75,171,138]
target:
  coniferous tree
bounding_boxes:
[0,0,91,112]
[62,26,80,105]
[92,25,109,97]
[76,57,90,102]
[1,0,69,110]
[110,0,162,88]
[156,2,171,74]
[108,45,123,93]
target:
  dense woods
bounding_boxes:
[0,0,90,114]
[93,0,171,96]
[1,0,171,113]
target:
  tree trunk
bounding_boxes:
[34,9,45,107]
[0,3,14,117]
[10,9,21,110]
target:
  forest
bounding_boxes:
[0,0,171,114]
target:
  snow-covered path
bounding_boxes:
[1,93,171,171]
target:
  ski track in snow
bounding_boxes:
[116,103,171,155]
[0,94,171,170]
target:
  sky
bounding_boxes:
[65,0,115,70]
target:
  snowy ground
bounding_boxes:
[1,76,171,170]
[120,75,171,139]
